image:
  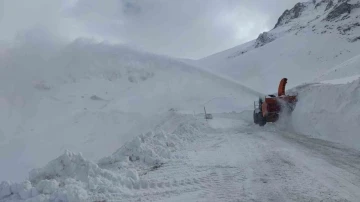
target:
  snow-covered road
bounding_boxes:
[105,113,360,202]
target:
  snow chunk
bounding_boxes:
[36,179,59,195]
[13,150,130,201]
[49,182,88,202]
[29,150,98,184]
[18,181,33,199]
[0,181,11,199]
[128,169,139,181]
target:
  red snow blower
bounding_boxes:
[253,78,297,126]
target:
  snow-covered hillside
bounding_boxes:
[0,39,259,183]
[194,0,360,93]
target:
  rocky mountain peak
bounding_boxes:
[226,0,360,60]
[273,0,360,29]
[274,2,307,28]
[271,0,360,40]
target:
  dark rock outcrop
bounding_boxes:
[314,0,334,10]
[349,36,360,42]
[274,10,291,28]
[254,32,276,48]
[274,3,306,28]
[326,2,353,21]
[325,0,334,11]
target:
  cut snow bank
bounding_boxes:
[0,113,208,202]
[290,78,360,150]
[320,74,360,84]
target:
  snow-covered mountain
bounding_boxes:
[195,0,360,93]
[1,1,360,201]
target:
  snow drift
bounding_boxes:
[291,78,360,150]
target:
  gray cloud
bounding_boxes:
[1,0,60,40]
[70,0,300,59]
[1,0,301,59]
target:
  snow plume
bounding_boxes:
[291,78,360,150]
[0,114,208,202]
[274,97,297,131]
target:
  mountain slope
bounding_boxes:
[0,39,259,182]
[195,0,360,93]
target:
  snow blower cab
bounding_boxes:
[253,78,297,126]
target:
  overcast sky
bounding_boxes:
[0,0,300,59]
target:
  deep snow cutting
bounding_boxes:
[253,78,297,126]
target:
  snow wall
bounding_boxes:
[291,78,360,150]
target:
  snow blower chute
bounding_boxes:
[253,78,297,126]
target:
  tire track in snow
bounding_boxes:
[241,124,360,201]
